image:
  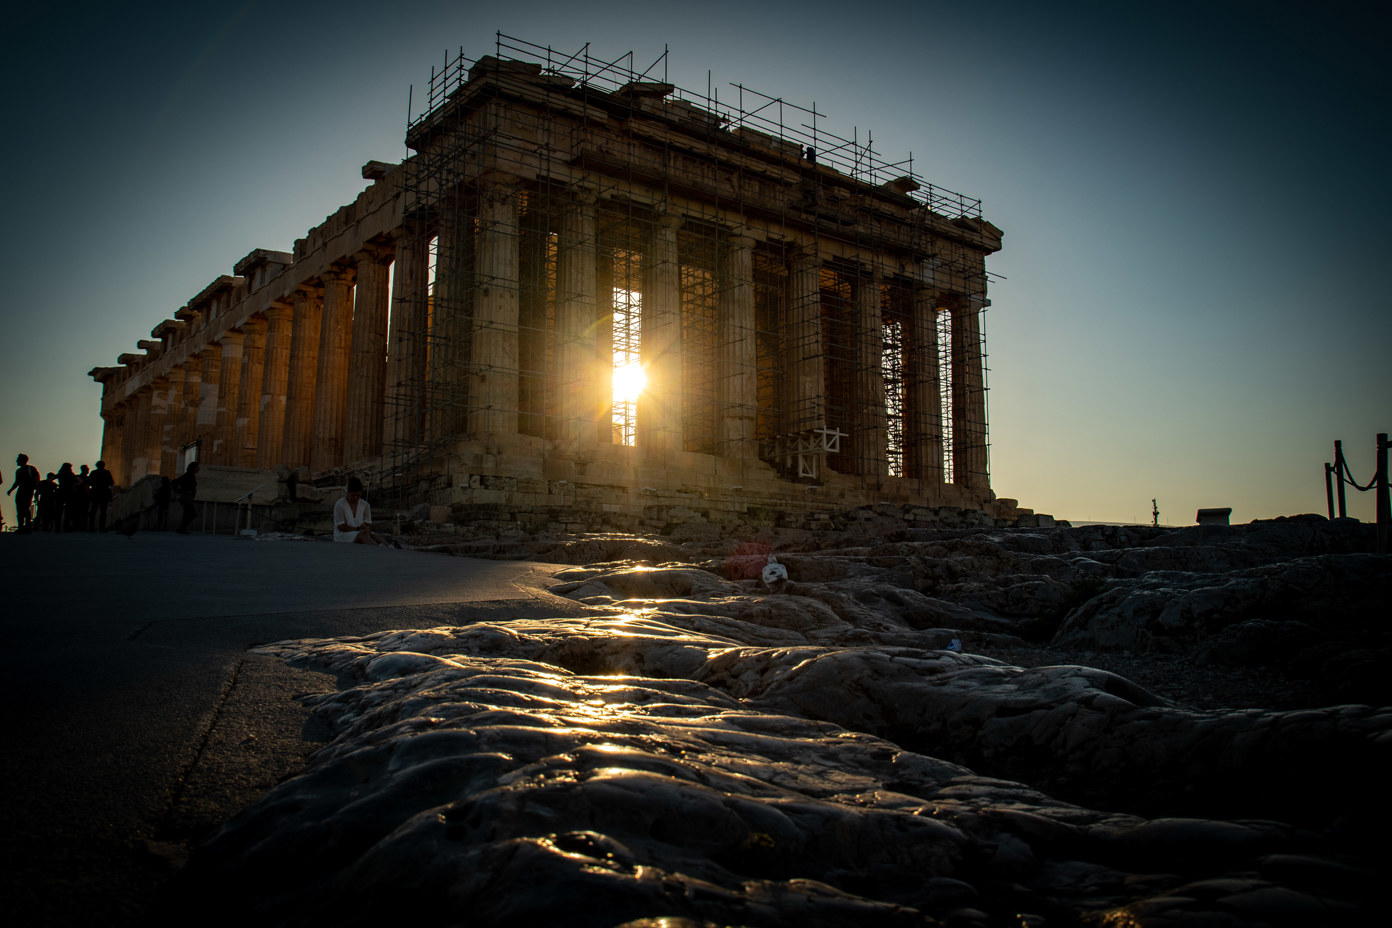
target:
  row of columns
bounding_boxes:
[107,244,399,485]
[100,179,988,496]
[379,182,987,486]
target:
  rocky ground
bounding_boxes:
[160,514,1389,926]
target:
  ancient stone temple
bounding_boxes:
[91,36,1033,529]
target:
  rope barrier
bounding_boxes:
[1338,457,1379,492]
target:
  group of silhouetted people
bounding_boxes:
[7,453,117,534]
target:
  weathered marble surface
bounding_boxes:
[169,517,1387,925]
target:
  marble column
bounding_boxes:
[433,195,472,440]
[639,213,682,456]
[855,270,887,481]
[144,378,166,477]
[128,389,153,484]
[180,354,203,453]
[469,177,521,436]
[788,246,826,433]
[345,246,392,462]
[100,405,125,485]
[196,347,221,437]
[556,191,599,451]
[213,331,244,465]
[910,284,944,488]
[256,301,294,468]
[282,284,324,471]
[385,228,429,448]
[161,367,185,476]
[951,294,989,491]
[235,316,268,468]
[311,267,355,472]
[718,233,758,458]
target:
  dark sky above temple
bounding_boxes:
[1,0,1387,526]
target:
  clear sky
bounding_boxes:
[1,0,1387,529]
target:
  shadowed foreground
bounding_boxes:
[161,517,1388,926]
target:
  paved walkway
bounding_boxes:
[0,530,587,927]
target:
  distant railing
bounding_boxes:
[1323,433,1390,552]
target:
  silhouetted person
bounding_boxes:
[75,465,92,531]
[153,477,172,531]
[88,460,115,532]
[37,472,59,532]
[56,463,78,532]
[6,453,40,533]
[173,462,199,534]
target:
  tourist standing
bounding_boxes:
[75,464,92,530]
[173,462,199,534]
[37,472,59,531]
[88,461,115,532]
[153,476,171,531]
[6,453,41,533]
[56,463,78,532]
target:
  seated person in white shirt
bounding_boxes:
[333,477,387,545]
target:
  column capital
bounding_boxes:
[265,301,295,321]
[294,281,325,300]
[656,213,684,231]
[321,264,356,285]
[239,315,268,335]
[354,243,394,267]
[727,233,758,250]
[791,243,822,269]
[390,218,430,242]
[480,168,524,188]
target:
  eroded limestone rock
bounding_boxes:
[167,518,1387,925]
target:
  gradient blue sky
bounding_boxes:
[2,0,1387,528]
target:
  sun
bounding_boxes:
[613,362,646,405]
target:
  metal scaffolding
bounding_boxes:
[370,32,993,499]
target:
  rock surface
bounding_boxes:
[165,517,1388,926]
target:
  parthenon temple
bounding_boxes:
[90,36,1042,531]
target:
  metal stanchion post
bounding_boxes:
[1335,440,1348,519]
[1377,433,1389,555]
[1324,462,1336,521]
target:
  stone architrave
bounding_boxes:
[212,331,244,465]
[282,284,324,472]
[311,267,356,473]
[637,212,682,458]
[161,367,185,476]
[468,177,521,437]
[556,190,599,451]
[910,283,944,490]
[384,227,428,448]
[855,269,887,481]
[235,316,268,468]
[718,233,758,458]
[345,246,392,462]
[951,294,989,491]
[256,301,294,469]
[788,246,826,433]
